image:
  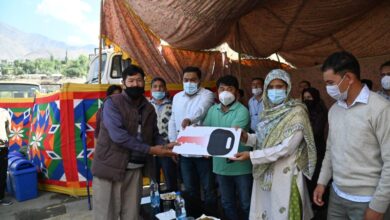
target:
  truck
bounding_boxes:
[0,82,41,98]
[85,48,131,84]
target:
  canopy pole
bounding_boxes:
[236,22,242,86]
[276,52,282,68]
[98,0,103,84]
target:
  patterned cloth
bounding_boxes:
[289,175,302,220]
[150,98,172,142]
[253,69,316,190]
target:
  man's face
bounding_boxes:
[183,72,200,84]
[123,73,145,88]
[218,84,237,98]
[380,66,390,78]
[323,69,350,93]
[298,82,310,93]
[251,80,263,89]
[151,80,167,93]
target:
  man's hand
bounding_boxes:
[149,145,177,157]
[165,142,179,149]
[230,151,250,161]
[232,126,248,143]
[364,208,384,220]
[181,118,191,129]
[241,130,248,143]
[313,184,326,206]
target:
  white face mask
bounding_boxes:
[326,76,349,101]
[381,76,390,90]
[218,91,235,106]
[252,88,263,96]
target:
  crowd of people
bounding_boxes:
[1,51,389,220]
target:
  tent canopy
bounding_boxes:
[102,0,390,81]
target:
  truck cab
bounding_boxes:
[86,48,131,84]
[0,82,41,98]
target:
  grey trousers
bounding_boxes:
[93,168,143,220]
[328,187,390,220]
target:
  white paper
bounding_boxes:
[173,126,241,158]
[140,196,150,205]
[155,209,176,220]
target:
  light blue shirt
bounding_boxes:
[332,183,372,202]
[248,96,263,131]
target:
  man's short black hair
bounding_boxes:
[151,77,167,87]
[183,66,202,79]
[380,61,390,71]
[122,65,145,82]
[216,75,239,90]
[299,80,311,87]
[361,79,373,90]
[252,77,264,84]
[106,85,122,96]
[321,51,360,79]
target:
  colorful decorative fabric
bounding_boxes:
[0,83,195,196]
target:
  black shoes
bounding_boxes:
[0,199,13,206]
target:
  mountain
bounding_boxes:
[0,22,96,60]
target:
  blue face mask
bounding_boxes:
[267,89,287,105]
[152,91,165,100]
[183,82,199,95]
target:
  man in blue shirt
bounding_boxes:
[248,77,264,132]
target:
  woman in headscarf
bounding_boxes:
[302,87,328,218]
[232,69,317,220]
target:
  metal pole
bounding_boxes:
[237,23,242,86]
[98,0,103,84]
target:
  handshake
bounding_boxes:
[149,142,179,157]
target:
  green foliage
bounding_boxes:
[0,55,89,77]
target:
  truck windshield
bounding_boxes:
[88,54,107,83]
[0,83,40,98]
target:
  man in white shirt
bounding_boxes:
[248,77,264,132]
[168,66,216,215]
[0,107,12,206]
[313,51,390,220]
[377,61,390,101]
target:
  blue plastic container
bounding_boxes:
[8,158,38,202]
[8,151,23,159]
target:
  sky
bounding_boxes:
[0,0,100,46]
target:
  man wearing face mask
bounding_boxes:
[313,51,390,220]
[248,77,265,132]
[377,61,390,101]
[149,77,178,192]
[92,65,177,220]
[203,75,252,220]
[168,66,216,216]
